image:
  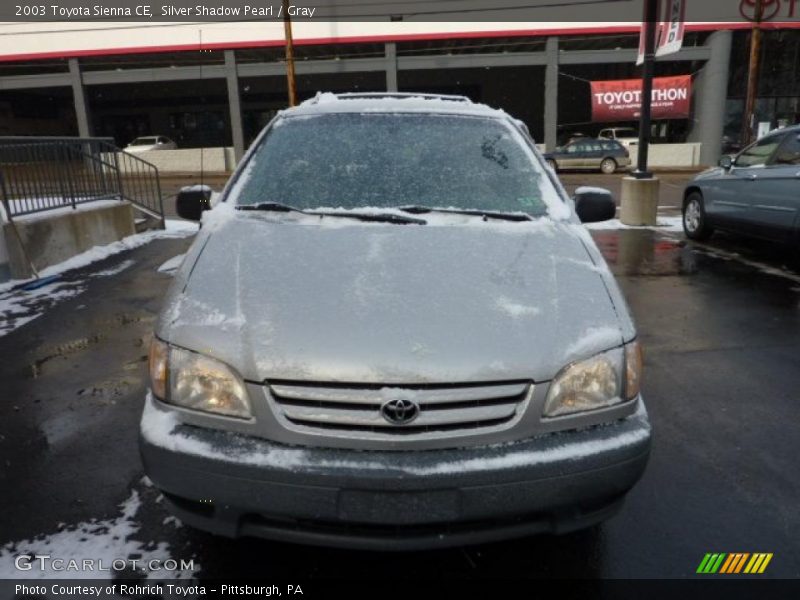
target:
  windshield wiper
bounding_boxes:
[236,202,303,213]
[237,203,426,225]
[307,210,427,225]
[397,205,534,222]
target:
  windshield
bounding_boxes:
[232,113,562,217]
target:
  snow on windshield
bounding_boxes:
[229,112,569,220]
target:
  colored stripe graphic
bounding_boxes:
[699,553,773,574]
[719,554,736,574]
[697,553,727,574]
[730,553,749,573]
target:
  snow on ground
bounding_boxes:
[0,220,198,337]
[0,489,199,580]
[585,215,684,233]
[93,258,136,278]
[157,253,186,274]
[0,282,87,336]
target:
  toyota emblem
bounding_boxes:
[739,0,782,22]
[380,398,420,425]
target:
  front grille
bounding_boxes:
[267,381,532,441]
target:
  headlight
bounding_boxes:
[624,340,644,401]
[149,337,169,401]
[543,340,643,418]
[148,338,251,419]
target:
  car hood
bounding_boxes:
[161,213,627,384]
[693,166,726,181]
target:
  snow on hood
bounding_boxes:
[160,213,626,384]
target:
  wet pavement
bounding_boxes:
[0,224,799,580]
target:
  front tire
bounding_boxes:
[683,192,714,241]
[600,158,617,174]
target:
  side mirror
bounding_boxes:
[719,155,733,170]
[176,185,212,221]
[574,186,616,223]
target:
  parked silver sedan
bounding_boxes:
[141,93,650,550]
[683,125,800,243]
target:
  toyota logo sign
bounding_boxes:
[739,0,789,21]
[380,398,420,425]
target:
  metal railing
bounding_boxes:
[0,136,164,227]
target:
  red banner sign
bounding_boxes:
[590,75,692,122]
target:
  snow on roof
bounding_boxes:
[285,91,510,119]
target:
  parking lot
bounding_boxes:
[1,170,798,580]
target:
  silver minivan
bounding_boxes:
[140,93,651,550]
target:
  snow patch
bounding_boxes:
[157,253,186,274]
[93,258,135,277]
[171,296,245,330]
[0,282,87,338]
[495,296,541,318]
[563,326,622,360]
[0,490,198,580]
[162,516,183,528]
[555,256,609,275]
[180,184,212,193]
[200,201,236,232]
[585,216,683,233]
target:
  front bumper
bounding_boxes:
[140,395,651,550]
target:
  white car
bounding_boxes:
[598,127,639,149]
[125,135,177,153]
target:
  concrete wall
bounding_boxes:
[634,143,703,169]
[2,202,135,280]
[113,148,237,174]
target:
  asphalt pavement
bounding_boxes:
[0,216,798,580]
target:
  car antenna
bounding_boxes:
[199,28,205,191]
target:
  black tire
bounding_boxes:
[682,191,714,241]
[599,157,617,174]
[546,158,558,172]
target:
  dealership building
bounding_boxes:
[0,4,799,167]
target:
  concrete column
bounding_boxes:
[620,176,660,226]
[544,37,559,152]
[225,50,246,163]
[68,58,91,138]
[687,30,733,166]
[385,43,398,92]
